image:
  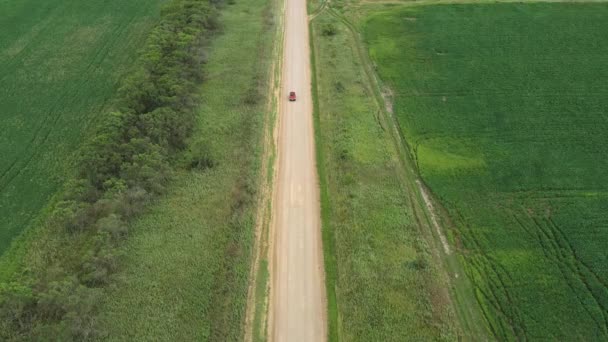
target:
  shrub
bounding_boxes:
[322,23,337,36]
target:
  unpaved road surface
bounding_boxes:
[269,0,326,339]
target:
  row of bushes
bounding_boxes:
[0,0,222,339]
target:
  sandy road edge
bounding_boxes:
[262,21,285,340]
[265,1,285,339]
[264,0,288,335]
[243,0,286,339]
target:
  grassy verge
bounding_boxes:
[362,3,608,339]
[331,3,489,339]
[252,259,270,342]
[309,20,339,342]
[248,0,283,337]
[96,0,277,339]
[311,10,458,341]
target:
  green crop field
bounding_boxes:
[363,3,608,340]
[0,0,163,254]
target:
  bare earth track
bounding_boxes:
[269,0,327,339]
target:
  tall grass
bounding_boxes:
[311,11,457,341]
[96,0,277,338]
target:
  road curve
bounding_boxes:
[270,0,326,339]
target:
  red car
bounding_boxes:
[289,91,296,101]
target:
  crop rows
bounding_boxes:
[363,3,608,339]
[0,0,163,254]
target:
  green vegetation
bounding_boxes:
[98,0,276,337]
[363,3,608,340]
[0,0,164,255]
[311,9,457,341]
[0,0,252,338]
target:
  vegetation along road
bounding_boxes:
[3,0,608,340]
[269,0,327,339]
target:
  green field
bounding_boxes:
[0,0,277,338]
[363,3,608,339]
[0,0,163,254]
[96,0,277,338]
[311,9,459,341]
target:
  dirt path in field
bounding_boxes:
[268,0,327,339]
[416,180,451,254]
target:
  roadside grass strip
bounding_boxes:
[98,0,277,339]
[311,10,459,341]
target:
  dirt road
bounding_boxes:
[269,0,326,339]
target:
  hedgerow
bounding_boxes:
[0,0,223,339]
